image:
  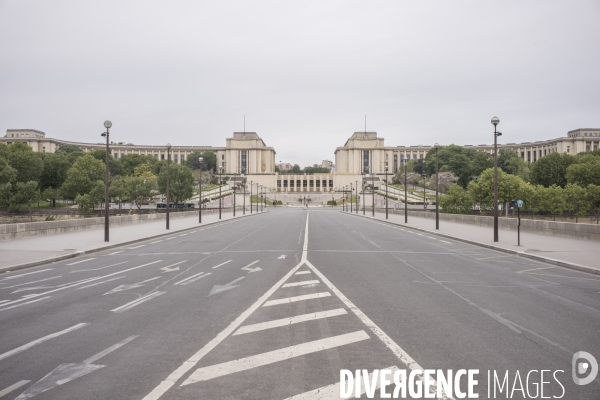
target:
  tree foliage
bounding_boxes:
[424,145,493,188]
[157,164,195,205]
[530,152,576,188]
[60,155,105,199]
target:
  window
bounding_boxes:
[544,149,546,156]
[303,180,307,187]
[296,180,301,187]
[586,145,590,152]
[527,151,531,161]
[114,153,119,159]
[43,146,46,152]
[161,154,165,160]
[181,154,185,161]
[277,180,281,187]
[406,154,411,160]
[322,180,327,187]
[329,180,333,187]
[283,180,288,187]
[567,146,570,153]
[155,154,158,159]
[521,152,525,159]
[419,154,423,159]
[533,152,537,162]
[241,151,247,174]
[221,154,224,160]
[363,151,370,174]
[174,154,178,162]
[316,180,320,187]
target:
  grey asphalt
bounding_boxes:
[0,208,598,399]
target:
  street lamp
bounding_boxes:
[250,180,253,214]
[385,162,389,220]
[198,157,204,223]
[101,120,112,242]
[404,160,408,223]
[491,116,501,242]
[422,173,426,210]
[256,182,259,212]
[434,143,440,230]
[218,165,223,220]
[355,180,358,214]
[361,171,365,215]
[350,183,353,213]
[166,143,171,230]
[242,169,246,215]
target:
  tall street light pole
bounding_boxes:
[385,163,389,220]
[233,186,236,217]
[371,175,375,217]
[362,172,365,216]
[256,182,259,213]
[198,157,204,223]
[166,143,171,230]
[101,120,112,242]
[491,116,501,242]
[404,161,408,223]
[242,173,246,215]
[434,143,440,230]
[250,180,253,214]
[350,183,353,213]
[218,166,223,220]
[423,174,426,210]
[355,180,358,214]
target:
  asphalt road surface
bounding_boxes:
[1,208,599,399]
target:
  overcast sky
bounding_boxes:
[1,1,599,166]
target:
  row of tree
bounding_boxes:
[275,164,332,174]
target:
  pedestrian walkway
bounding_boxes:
[0,209,262,272]
[353,210,600,273]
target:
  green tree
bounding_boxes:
[55,144,84,163]
[0,158,17,185]
[14,181,41,218]
[538,185,567,220]
[497,149,530,181]
[291,164,302,173]
[439,184,474,214]
[303,166,331,174]
[565,154,600,187]
[75,193,94,215]
[0,182,12,210]
[564,183,590,222]
[89,180,106,210]
[60,155,105,200]
[184,151,204,170]
[157,164,195,206]
[119,154,157,176]
[110,176,130,214]
[424,145,492,187]
[468,168,526,209]
[125,176,155,209]
[587,184,600,224]
[530,152,576,188]
[89,149,122,176]
[199,151,217,172]
[39,153,71,207]
[7,142,44,184]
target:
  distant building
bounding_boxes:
[321,160,335,172]
[278,162,292,171]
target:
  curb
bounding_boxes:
[344,212,600,276]
[0,211,267,274]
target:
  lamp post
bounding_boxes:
[260,186,263,212]
[355,180,358,214]
[422,173,426,210]
[242,173,246,215]
[233,186,236,217]
[434,143,440,229]
[250,180,253,214]
[491,116,501,242]
[256,182,259,213]
[166,143,171,230]
[371,174,374,217]
[362,172,365,215]
[218,166,223,220]
[385,162,389,220]
[101,120,112,242]
[198,157,204,223]
[404,160,408,223]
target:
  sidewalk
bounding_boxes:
[0,210,262,272]
[354,210,600,274]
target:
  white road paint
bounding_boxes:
[179,234,187,236]
[0,323,89,362]
[11,276,99,293]
[180,273,211,285]
[160,260,187,273]
[305,260,453,400]
[66,258,96,266]
[263,292,331,307]
[173,271,213,286]
[182,330,370,385]
[294,271,311,275]
[282,280,320,288]
[0,260,162,310]
[149,240,163,244]
[103,277,162,295]
[0,300,9,304]
[208,277,245,296]
[241,260,262,273]
[15,336,138,400]
[129,245,145,249]
[211,260,232,269]
[234,308,347,336]
[2,276,62,289]
[111,291,166,313]
[439,240,451,244]
[108,251,124,255]
[0,269,53,281]
[141,214,310,400]
[0,380,31,398]
[284,366,399,399]
[0,297,50,312]
[77,276,125,289]
[164,237,175,241]
[69,261,128,273]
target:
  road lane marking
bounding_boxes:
[164,237,175,241]
[69,261,128,273]
[439,240,451,244]
[0,269,53,280]
[294,271,311,275]
[77,276,125,289]
[2,276,62,289]
[111,291,166,313]
[234,308,347,335]
[0,323,89,362]
[241,260,262,273]
[0,260,162,310]
[0,297,50,312]
[282,280,319,288]
[284,366,399,399]
[179,234,187,237]
[173,272,205,285]
[129,245,145,249]
[305,260,453,400]
[160,260,187,273]
[149,240,163,244]
[517,266,556,274]
[0,381,31,398]
[66,258,96,265]
[108,251,123,255]
[179,273,211,285]
[104,277,162,295]
[182,330,370,385]
[0,300,9,304]
[212,260,232,269]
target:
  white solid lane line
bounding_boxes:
[212,260,232,269]
[439,240,451,244]
[0,297,50,312]
[284,366,399,399]
[178,273,211,286]
[182,330,370,386]
[233,308,347,336]
[0,380,31,398]
[108,251,123,255]
[0,269,53,281]
[66,258,96,266]
[149,240,163,244]
[0,323,89,362]
[77,276,125,289]
[261,292,332,307]
[173,272,205,286]
[111,291,166,313]
[281,280,319,288]
[164,237,175,241]
[294,271,311,275]
[2,276,62,289]
[129,245,145,249]
[69,261,128,273]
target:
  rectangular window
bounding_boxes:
[181,154,185,161]
[527,151,531,161]
[534,152,537,162]
[221,154,224,160]
[43,146,46,152]
[283,180,288,187]
[544,149,546,156]
[406,154,411,160]
[586,145,590,152]
[594,144,598,150]
[316,180,320,187]
[322,180,327,187]
[363,151,370,173]
[329,180,333,187]
[277,180,281,187]
[174,154,178,162]
[303,180,307,187]
[241,151,247,174]
[567,146,570,153]
[521,152,525,159]
[155,154,158,159]
[114,153,119,159]
[420,154,423,159]
[296,180,301,187]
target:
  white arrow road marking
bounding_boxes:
[234,308,347,336]
[284,366,400,399]
[0,323,89,362]
[174,272,212,286]
[160,260,187,273]
[208,277,245,296]
[282,280,319,288]
[66,258,96,266]
[14,336,138,400]
[241,260,262,273]
[294,271,311,275]
[103,277,161,295]
[182,330,370,386]
[0,380,30,398]
[111,292,166,313]
[0,269,53,281]
[211,260,232,269]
